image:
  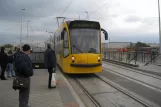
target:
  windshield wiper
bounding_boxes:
[88,48,97,53]
[72,44,83,53]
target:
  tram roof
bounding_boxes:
[55,20,100,32]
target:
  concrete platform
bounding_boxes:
[0,69,84,107]
[129,61,161,76]
[138,64,161,74]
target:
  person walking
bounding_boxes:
[7,49,15,77]
[0,47,8,80]
[14,44,33,107]
[44,43,57,89]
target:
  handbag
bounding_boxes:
[12,77,30,90]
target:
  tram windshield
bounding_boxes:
[70,29,100,54]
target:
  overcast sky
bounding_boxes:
[0,0,160,44]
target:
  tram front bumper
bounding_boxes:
[70,63,102,67]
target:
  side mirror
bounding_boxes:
[61,31,64,40]
[101,28,108,40]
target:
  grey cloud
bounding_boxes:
[125,15,142,22]
[125,16,158,26]
[0,33,19,44]
[0,0,69,21]
[110,14,118,18]
[0,0,105,22]
[0,0,159,44]
[141,17,158,25]
[106,31,159,43]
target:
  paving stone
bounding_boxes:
[0,69,83,107]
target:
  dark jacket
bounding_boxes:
[44,48,56,68]
[13,51,20,61]
[7,54,14,63]
[0,50,8,67]
[15,52,33,78]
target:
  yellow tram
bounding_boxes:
[49,20,108,73]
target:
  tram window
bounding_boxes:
[63,31,69,57]
[64,41,68,48]
[64,48,69,57]
[64,32,68,48]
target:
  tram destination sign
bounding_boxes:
[69,21,100,29]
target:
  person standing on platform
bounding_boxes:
[0,47,8,80]
[7,49,15,77]
[14,44,33,107]
[44,43,57,89]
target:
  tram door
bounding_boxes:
[62,29,70,69]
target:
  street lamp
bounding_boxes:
[77,13,80,20]
[13,42,15,48]
[46,31,54,35]
[158,0,161,53]
[20,9,25,49]
[32,40,34,49]
[85,11,89,20]
[46,31,54,42]
[30,27,33,36]
[49,32,53,42]
[27,21,30,43]
[46,31,56,50]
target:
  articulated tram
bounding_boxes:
[47,20,108,73]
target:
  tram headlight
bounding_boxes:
[98,56,101,62]
[72,56,75,62]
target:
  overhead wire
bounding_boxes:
[85,0,112,19]
[60,0,73,17]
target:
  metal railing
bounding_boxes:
[103,51,161,65]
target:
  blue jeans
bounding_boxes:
[7,63,15,77]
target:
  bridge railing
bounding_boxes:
[103,51,161,65]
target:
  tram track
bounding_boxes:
[94,74,151,107]
[102,61,161,92]
[74,77,102,107]
[102,66,161,91]
[58,65,101,107]
[103,59,161,77]
[103,61,161,80]
[74,74,151,107]
[58,64,157,107]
